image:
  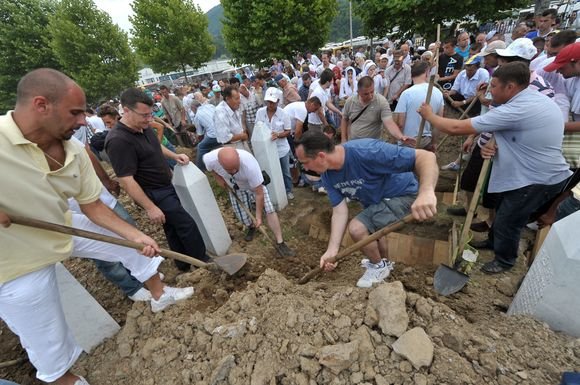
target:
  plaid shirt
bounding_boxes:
[241,92,260,125]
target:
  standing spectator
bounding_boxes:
[384,51,412,111]
[341,76,407,142]
[299,73,312,102]
[214,86,250,151]
[438,37,465,90]
[275,74,301,107]
[159,85,186,132]
[194,101,219,171]
[394,61,444,150]
[455,31,471,61]
[255,88,294,200]
[526,9,557,39]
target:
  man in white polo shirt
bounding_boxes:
[255,88,294,200]
[445,54,490,116]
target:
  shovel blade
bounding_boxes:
[212,253,248,275]
[433,264,470,296]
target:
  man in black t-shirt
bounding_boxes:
[438,37,464,90]
[105,88,209,271]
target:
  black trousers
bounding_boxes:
[145,185,209,271]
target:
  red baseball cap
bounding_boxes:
[543,42,580,72]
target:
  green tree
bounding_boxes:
[222,0,338,65]
[0,0,60,113]
[353,0,529,38]
[48,0,137,104]
[329,0,363,43]
[131,0,215,81]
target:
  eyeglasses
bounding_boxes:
[128,107,153,119]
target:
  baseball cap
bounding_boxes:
[544,42,580,72]
[496,38,537,60]
[464,55,482,66]
[355,52,366,59]
[479,40,507,56]
[212,84,221,92]
[264,87,280,103]
[379,53,389,60]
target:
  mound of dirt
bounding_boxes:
[71,269,577,385]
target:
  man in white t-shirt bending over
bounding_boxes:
[203,147,295,257]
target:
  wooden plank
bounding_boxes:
[443,192,455,205]
[530,225,551,266]
[411,236,435,266]
[433,240,450,266]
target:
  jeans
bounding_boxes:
[144,185,209,271]
[195,136,221,172]
[555,195,580,221]
[279,151,293,194]
[92,202,144,297]
[489,180,567,267]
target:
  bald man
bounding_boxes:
[203,147,295,257]
[0,69,193,385]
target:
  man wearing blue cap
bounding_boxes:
[444,54,490,116]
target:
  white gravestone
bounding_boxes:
[251,121,288,210]
[172,162,232,256]
[508,210,580,337]
[56,263,120,352]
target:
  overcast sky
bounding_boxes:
[94,0,221,34]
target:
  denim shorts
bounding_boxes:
[355,195,416,233]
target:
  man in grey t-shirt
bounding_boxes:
[418,62,571,274]
[340,76,409,143]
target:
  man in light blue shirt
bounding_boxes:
[445,55,490,116]
[419,62,571,274]
[194,99,220,171]
[394,61,444,150]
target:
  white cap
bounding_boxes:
[264,87,281,103]
[496,38,537,60]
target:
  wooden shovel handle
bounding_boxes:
[7,215,209,268]
[224,184,278,247]
[298,214,414,284]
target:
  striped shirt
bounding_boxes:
[193,103,216,138]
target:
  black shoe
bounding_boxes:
[446,206,467,216]
[481,260,512,274]
[275,242,296,257]
[469,239,493,249]
[470,221,490,233]
[244,227,256,242]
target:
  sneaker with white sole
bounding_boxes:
[74,376,90,385]
[150,286,194,313]
[128,287,152,302]
[287,192,295,200]
[356,259,394,288]
[441,161,460,171]
[318,187,327,194]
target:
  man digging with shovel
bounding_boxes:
[0,69,194,385]
[295,131,439,287]
[203,147,296,257]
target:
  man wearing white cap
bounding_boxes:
[255,88,294,200]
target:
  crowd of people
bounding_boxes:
[0,9,579,385]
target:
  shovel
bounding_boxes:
[433,137,495,296]
[7,215,247,275]
[299,214,415,284]
[224,183,288,257]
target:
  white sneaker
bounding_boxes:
[150,286,194,313]
[287,192,295,200]
[128,287,152,302]
[441,161,460,171]
[74,376,90,385]
[318,187,327,194]
[164,286,194,301]
[356,259,394,288]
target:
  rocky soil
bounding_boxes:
[1,142,579,385]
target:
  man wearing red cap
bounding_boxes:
[540,43,580,224]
